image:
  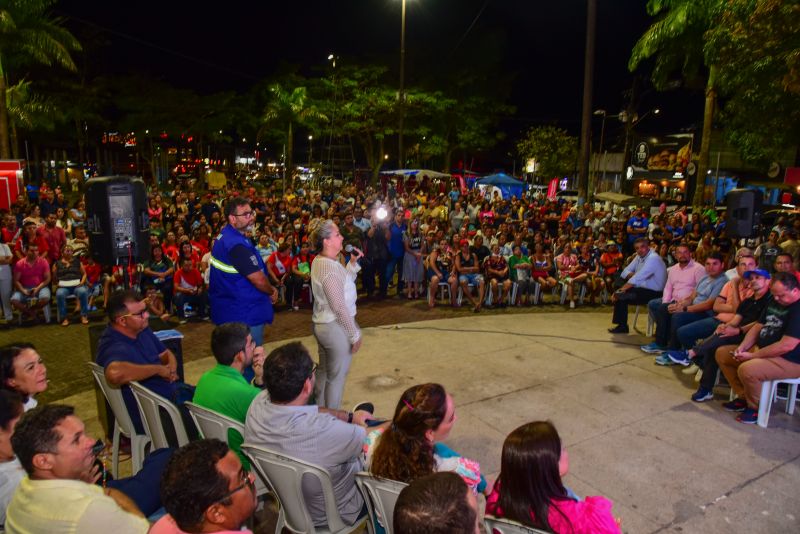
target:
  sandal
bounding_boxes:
[61,319,70,327]
[81,316,89,325]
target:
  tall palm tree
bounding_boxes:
[0,0,81,158]
[259,84,326,179]
[629,0,721,209]
[6,79,55,158]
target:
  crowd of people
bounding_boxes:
[1,175,799,532]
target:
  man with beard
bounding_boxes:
[208,197,279,349]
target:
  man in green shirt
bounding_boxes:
[192,322,264,467]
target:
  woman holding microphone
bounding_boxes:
[309,219,363,409]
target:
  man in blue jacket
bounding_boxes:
[209,197,279,348]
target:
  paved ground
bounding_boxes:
[2,299,799,533]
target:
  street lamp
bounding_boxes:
[398,0,407,168]
[308,135,313,167]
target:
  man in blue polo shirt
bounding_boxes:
[626,209,649,250]
[96,290,195,435]
[385,208,407,297]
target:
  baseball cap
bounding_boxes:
[743,269,770,279]
[459,239,470,247]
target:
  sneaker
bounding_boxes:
[351,402,374,415]
[666,350,692,366]
[569,300,575,309]
[681,363,700,375]
[691,387,713,402]
[179,319,188,325]
[654,354,674,366]
[722,398,747,412]
[640,342,667,354]
[736,408,758,424]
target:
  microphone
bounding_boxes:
[345,244,354,253]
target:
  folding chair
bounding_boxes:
[484,515,550,534]
[87,362,150,477]
[354,472,407,534]
[241,443,367,534]
[129,381,190,449]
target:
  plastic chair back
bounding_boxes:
[129,381,190,449]
[484,515,551,534]
[185,401,244,441]
[354,472,407,534]
[241,443,365,534]
[87,362,151,476]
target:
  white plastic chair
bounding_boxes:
[185,401,269,497]
[426,282,451,304]
[87,362,150,477]
[757,378,800,428]
[558,280,586,305]
[129,381,190,449]
[484,515,550,534]
[632,305,654,335]
[354,472,407,534]
[241,443,367,534]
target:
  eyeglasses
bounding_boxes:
[118,309,148,319]
[233,211,255,219]
[214,469,255,505]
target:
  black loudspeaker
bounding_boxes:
[86,176,150,264]
[726,188,763,238]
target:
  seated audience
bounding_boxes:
[244,341,373,527]
[609,238,667,334]
[455,239,485,312]
[393,472,480,534]
[51,244,90,326]
[96,290,195,436]
[193,322,264,466]
[10,243,50,323]
[173,257,208,323]
[486,421,621,533]
[715,272,800,424]
[365,383,488,495]
[152,439,256,534]
[0,343,47,411]
[6,405,149,533]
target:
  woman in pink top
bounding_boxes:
[486,421,621,534]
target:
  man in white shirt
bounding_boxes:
[6,404,149,533]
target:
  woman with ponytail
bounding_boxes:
[365,383,488,495]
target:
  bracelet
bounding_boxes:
[347,411,353,424]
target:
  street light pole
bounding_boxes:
[398,0,406,169]
[578,0,597,204]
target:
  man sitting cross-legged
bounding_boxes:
[683,269,773,402]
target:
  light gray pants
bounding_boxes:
[313,320,355,410]
[0,278,12,321]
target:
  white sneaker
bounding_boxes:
[569,300,575,309]
[681,363,700,375]
[694,368,703,382]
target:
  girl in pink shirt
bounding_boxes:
[486,421,621,534]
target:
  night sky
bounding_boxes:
[57,0,703,153]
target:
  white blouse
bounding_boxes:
[311,256,361,343]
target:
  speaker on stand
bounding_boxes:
[725,188,763,239]
[85,176,150,289]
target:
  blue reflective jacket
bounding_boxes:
[209,225,274,326]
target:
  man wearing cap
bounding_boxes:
[608,238,667,334]
[724,247,753,279]
[679,268,773,402]
[209,197,279,350]
[714,271,800,424]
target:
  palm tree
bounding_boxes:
[259,84,326,181]
[6,79,56,158]
[0,0,81,158]
[628,0,721,209]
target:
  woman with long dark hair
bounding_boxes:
[486,421,620,533]
[0,344,48,411]
[365,383,488,495]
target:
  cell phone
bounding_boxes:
[91,439,106,457]
[365,418,387,427]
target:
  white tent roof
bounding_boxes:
[379,169,451,179]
